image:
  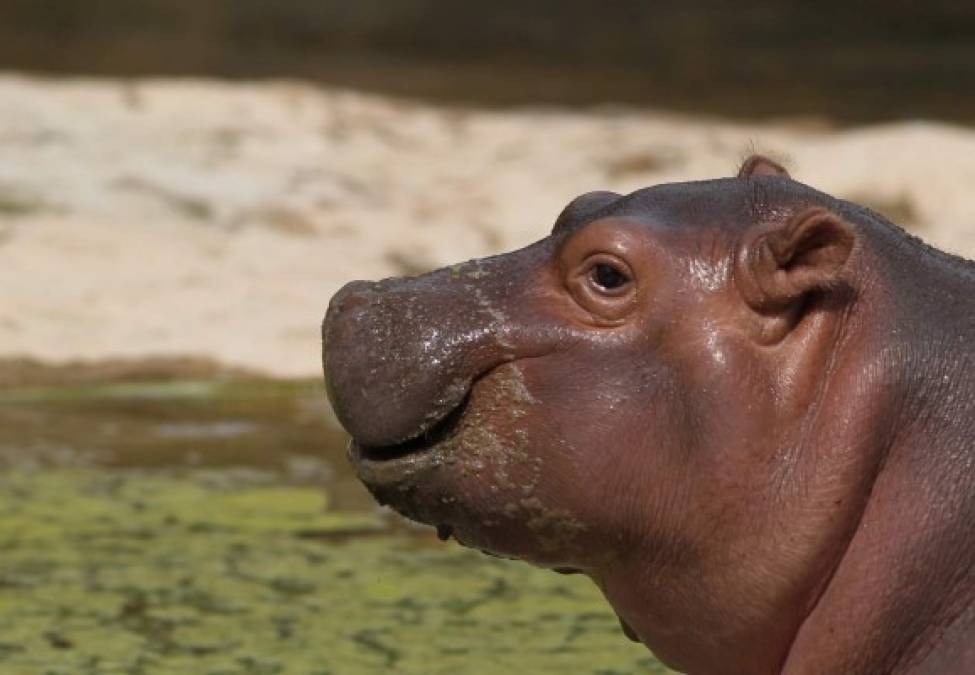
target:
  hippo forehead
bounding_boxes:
[556,176,840,237]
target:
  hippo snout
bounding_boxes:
[323,276,457,448]
[323,255,544,450]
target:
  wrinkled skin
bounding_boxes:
[322,156,975,674]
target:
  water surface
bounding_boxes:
[0,380,671,674]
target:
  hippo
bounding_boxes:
[322,156,975,674]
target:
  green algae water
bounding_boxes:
[0,380,671,674]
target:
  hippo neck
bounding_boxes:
[784,225,975,674]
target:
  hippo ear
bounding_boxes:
[552,190,621,234]
[737,154,790,178]
[736,208,855,317]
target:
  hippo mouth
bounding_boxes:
[345,364,522,539]
[349,393,470,466]
[346,361,533,489]
[347,387,525,557]
[344,363,587,570]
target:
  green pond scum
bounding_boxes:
[0,379,671,674]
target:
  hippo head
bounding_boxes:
[323,156,875,673]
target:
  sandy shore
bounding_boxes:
[1,75,973,379]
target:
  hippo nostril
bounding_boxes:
[337,293,369,313]
[331,280,375,314]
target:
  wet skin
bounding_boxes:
[322,156,975,674]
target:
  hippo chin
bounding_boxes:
[323,156,975,675]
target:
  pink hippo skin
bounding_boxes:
[322,156,975,674]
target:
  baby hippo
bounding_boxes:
[322,156,975,674]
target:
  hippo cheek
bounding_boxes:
[349,362,589,565]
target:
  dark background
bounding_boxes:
[1,0,973,122]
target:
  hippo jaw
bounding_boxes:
[342,359,575,561]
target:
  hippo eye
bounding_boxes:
[561,226,640,325]
[590,263,630,292]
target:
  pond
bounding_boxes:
[0,380,672,674]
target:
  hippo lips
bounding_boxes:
[346,392,469,487]
[351,393,469,463]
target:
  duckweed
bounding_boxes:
[0,380,672,673]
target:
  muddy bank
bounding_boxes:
[0,76,973,378]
